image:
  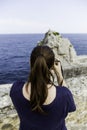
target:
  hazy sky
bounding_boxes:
[0,0,87,33]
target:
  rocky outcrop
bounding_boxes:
[38,30,77,64]
[0,30,87,130]
[65,76,87,130]
[38,30,87,78]
[0,84,19,130]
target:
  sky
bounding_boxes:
[0,0,87,34]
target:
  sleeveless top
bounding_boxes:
[10,81,76,130]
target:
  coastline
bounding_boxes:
[0,30,87,130]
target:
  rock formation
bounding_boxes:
[38,30,77,64]
[0,84,19,130]
[38,30,87,79]
[0,30,87,130]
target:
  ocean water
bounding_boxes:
[0,33,87,84]
[62,34,87,55]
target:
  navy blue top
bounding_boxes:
[10,81,76,130]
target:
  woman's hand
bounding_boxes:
[53,60,63,78]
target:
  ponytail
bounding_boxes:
[27,55,53,114]
[26,46,55,114]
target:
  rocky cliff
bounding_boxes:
[0,30,87,130]
[38,30,87,78]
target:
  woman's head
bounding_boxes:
[26,45,55,114]
[30,45,55,69]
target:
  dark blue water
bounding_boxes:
[0,34,87,84]
[62,34,87,55]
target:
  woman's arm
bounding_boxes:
[53,60,67,87]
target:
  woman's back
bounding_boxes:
[10,46,76,130]
[10,81,76,130]
[22,82,56,106]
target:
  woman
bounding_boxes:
[10,45,76,130]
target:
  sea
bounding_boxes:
[0,33,87,84]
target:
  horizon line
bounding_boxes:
[0,32,87,35]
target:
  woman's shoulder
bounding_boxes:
[10,80,25,96]
[56,86,73,97]
[56,86,76,111]
[56,86,70,91]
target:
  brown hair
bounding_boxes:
[26,46,55,114]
